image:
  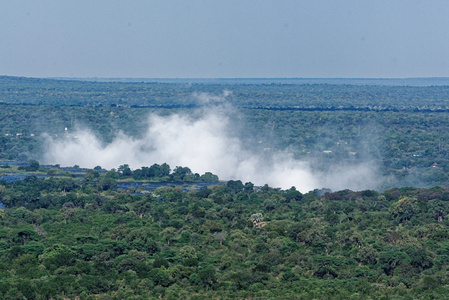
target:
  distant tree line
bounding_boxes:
[117,163,219,182]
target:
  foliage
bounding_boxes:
[0,169,449,298]
[3,77,449,189]
[2,77,449,298]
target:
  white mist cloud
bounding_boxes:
[42,94,381,193]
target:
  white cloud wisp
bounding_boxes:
[42,99,381,193]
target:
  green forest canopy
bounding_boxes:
[1,166,449,299]
[3,77,449,298]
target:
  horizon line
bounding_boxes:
[1,74,449,80]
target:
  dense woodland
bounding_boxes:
[1,163,449,299]
[3,76,449,298]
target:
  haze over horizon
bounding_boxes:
[2,1,449,79]
[44,76,449,88]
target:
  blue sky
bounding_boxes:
[1,0,449,78]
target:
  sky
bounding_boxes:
[1,0,449,78]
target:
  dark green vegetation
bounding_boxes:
[2,167,449,299]
[2,76,449,188]
[3,76,449,298]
